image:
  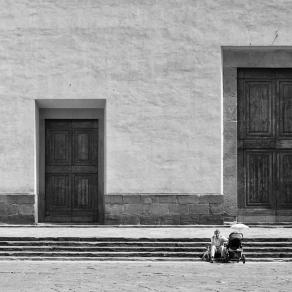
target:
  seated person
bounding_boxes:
[210,229,227,263]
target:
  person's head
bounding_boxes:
[214,229,220,238]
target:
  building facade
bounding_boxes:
[0,0,291,224]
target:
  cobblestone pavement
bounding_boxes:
[0,261,291,292]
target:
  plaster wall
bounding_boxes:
[0,1,292,214]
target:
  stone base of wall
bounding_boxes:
[105,193,224,225]
[0,194,35,224]
[0,193,223,225]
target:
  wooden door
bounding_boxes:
[45,119,98,222]
[238,69,292,222]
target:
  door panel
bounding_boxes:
[45,119,98,222]
[279,81,292,137]
[45,174,71,223]
[238,72,275,211]
[245,151,273,207]
[74,176,90,208]
[238,69,292,222]
[46,174,71,209]
[245,81,273,137]
[277,151,292,209]
[72,174,97,209]
[71,174,98,223]
[73,129,98,165]
[46,130,71,165]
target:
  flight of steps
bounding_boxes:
[0,237,291,261]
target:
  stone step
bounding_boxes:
[0,241,292,247]
[0,247,207,252]
[0,251,207,257]
[0,237,211,242]
[0,251,290,258]
[0,246,291,252]
[0,241,211,247]
[0,237,291,261]
[0,237,292,242]
[0,256,203,261]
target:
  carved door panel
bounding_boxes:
[277,151,292,210]
[238,69,292,220]
[277,77,292,216]
[45,120,98,222]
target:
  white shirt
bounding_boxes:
[211,235,227,247]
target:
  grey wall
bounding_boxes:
[0,0,292,222]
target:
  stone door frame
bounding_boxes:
[35,101,105,223]
[222,46,292,222]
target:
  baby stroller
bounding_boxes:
[225,232,246,264]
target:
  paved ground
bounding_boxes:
[0,226,291,238]
[0,261,291,291]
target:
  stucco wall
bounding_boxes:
[0,1,292,211]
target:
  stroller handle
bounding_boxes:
[229,232,243,237]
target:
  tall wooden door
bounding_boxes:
[238,69,292,222]
[45,119,98,222]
